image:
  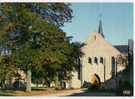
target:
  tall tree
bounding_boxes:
[0,3,73,91]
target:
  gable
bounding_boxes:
[81,32,121,57]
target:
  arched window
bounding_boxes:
[94,57,98,64]
[100,57,103,64]
[88,57,92,64]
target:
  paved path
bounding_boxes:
[38,88,116,96]
[39,89,84,96]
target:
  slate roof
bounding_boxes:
[114,45,128,54]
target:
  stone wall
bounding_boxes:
[80,32,125,88]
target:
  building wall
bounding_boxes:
[80,32,125,86]
[70,71,81,88]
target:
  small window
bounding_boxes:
[100,57,103,64]
[88,57,92,64]
[94,57,98,64]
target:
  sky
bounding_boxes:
[62,3,133,45]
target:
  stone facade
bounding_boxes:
[80,32,125,85]
[70,31,127,89]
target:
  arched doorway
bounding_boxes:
[91,73,101,87]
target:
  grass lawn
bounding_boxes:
[0,88,56,96]
[0,88,81,96]
[0,90,15,96]
[85,88,116,93]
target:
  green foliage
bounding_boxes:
[0,55,17,89]
[0,3,82,88]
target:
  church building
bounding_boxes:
[70,19,128,89]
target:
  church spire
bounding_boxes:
[98,18,104,38]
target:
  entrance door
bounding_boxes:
[91,73,101,87]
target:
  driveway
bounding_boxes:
[39,88,116,96]
[39,89,83,96]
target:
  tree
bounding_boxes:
[0,53,17,89]
[25,3,73,27]
[0,3,73,91]
[59,42,84,81]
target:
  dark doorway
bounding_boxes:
[91,73,101,87]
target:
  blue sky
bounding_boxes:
[62,3,133,45]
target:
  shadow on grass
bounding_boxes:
[31,87,57,92]
[31,87,48,91]
[0,87,56,96]
[85,87,116,93]
[0,90,15,96]
[68,88,117,96]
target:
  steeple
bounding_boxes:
[98,19,104,38]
